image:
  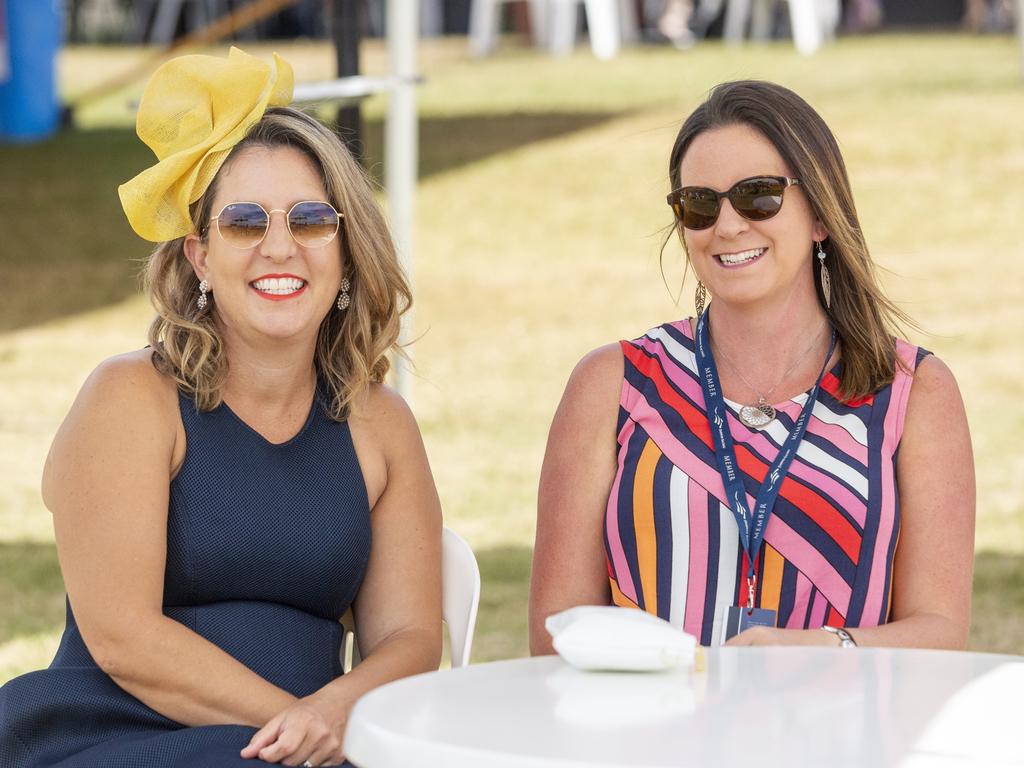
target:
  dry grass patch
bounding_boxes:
[1,34,1021,680]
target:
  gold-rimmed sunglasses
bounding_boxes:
[205,200,343,249]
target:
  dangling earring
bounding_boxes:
[197,279,210,310]
[336,277,351,311]
[695,281,707,317]
[816,241,831,310]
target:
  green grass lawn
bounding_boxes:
[1,33,1022,681]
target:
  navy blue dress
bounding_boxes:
[0,387,371,767]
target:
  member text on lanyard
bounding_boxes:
[694,310,837,610]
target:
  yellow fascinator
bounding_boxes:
[118,47,294,242]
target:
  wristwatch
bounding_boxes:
[821,625,858,647]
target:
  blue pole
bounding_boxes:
[0,0,62,143]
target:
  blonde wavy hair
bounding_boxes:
[667,80,915,401]
[143,107,411,420]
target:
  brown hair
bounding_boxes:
[668,80,914,400]
[143,107,411,419]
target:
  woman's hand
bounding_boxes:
[240,692,347,766]
[724,626,840,647]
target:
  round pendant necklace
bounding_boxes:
[738,398,776,429]
[712,322,829,430]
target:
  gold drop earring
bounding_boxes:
[816,241,831,310]
[695,281,707,317]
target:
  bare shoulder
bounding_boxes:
[349,381,419,439]
[346,382,425,479]
[542,342,625,463]
[912,352,959,391]
[901,352,971,450]
[561,342,625,410]
[346,381,438,514]
[44,350,182,506]
[905,354,965,423]
[572,342,625,384]
[81,348,178,404]
[70,350,181,434]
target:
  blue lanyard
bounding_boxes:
[694,311,837,602]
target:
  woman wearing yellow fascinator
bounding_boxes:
[0,48,441,767]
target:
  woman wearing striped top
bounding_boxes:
[530,81,975,650]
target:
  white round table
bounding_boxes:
[344,647,1024,768]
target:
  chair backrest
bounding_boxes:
[441,526,481,668]
[341,526,481,672]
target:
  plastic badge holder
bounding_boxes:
[545,606,698,672]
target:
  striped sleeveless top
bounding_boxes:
[605,319,928,646]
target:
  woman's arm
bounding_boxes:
[45,351,296,728]
[727,355,976,649]
[243,384,443,765]
[529,344,624,656]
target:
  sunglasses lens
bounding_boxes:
[681,188,720,230]
[732,178,785,221]
[289,202,340,247]
[217,203,269,248]
[670,177,793,230]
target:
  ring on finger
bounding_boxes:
[302,762,314,768]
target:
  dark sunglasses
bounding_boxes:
[206,200,343,249]
[666,176,801,230]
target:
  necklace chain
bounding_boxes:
[711,321,829,405]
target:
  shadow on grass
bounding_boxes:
[362,111,617,183]
[0,541,65,647]
[8,541,1010,666]
[473,544,533,663]
[0,110,615,333]
[968,549,1024,656]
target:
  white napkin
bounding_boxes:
[545,606,698,672]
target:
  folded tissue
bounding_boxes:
[546,606,701,672]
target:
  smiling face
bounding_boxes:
[678,123,827,313]
[184,144,343,348]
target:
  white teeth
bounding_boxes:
[717,247,766,265]
[252,277,305,294]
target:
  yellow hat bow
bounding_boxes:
[118,47,294,242]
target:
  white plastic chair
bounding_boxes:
[469,0,550,56]
[723,0,839,55]
[420,0,447,36]
[341,526,481,671]
[547,0,639,59]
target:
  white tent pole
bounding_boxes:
[386,0,418,401]
[1018,0,1024,79]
